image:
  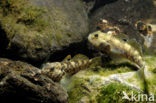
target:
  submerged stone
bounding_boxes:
[62,56,156,103]
[0,0,89,65]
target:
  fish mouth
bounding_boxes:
[88,34,92,42]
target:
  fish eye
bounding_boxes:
[51,67,55,71]
[94,34,98,38]
[147,25,152,31]
[122,38,127,42]
[136,22,144,29]
[96,26,101,30]
[67,58,71,61]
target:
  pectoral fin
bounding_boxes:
[72,54,89,60]
[98,43,111,55]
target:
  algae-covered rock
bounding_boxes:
[0,58,68,103]
[61,56,156,103]
[0,0,88,64]
[96,83,141,103]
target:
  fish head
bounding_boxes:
[88,31,111,48]
[42,62,64,81]
[135,21,147,31]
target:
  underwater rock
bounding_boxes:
[89,0,154,44]
[82,0,118,14]
[0,0,88,65]
[81,0,96,14]
[0,58,68,103]
[62,56,156,102]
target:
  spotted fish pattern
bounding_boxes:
[41,59,92,82]
[88,31,151,94]
[88,31,145,69]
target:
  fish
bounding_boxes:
[41,54,93,82]
[88,31,149,94]
[88,31,145,68]
[135,21,153,48]
[97,19,120,36]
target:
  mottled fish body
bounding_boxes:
[42,59,92,82]
[88,31,145,69]
[89,31,150,94]
[135,21,154,48]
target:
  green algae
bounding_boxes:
[96,83,141,103]
[87,57,133,77]
[85,66,132,77]
[0,0,51,50]
[144,56,156,97]
[67,80,142,103]
[67,78,90,102]
[0,0,48,32]
[66,55,156,102]
[0,0,88,57]
[144,56,156,72]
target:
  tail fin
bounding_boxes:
[138,67,149,95]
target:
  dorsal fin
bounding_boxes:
[114,33,143,55]
[114,33,129,42]
[62,55,72,62]
[72,54,89,60]
[127,39,143,56]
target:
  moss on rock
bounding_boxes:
[0,0,89,64]
[0,0,48,32]
[96,83,141,103]
[0,0,52,62]
[63,56,156,103]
